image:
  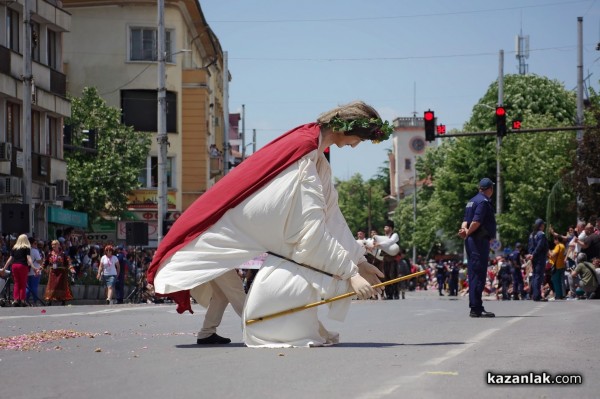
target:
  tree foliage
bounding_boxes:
[65,87,151,223]
[394,74,579,254]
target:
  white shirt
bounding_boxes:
[100,255,119,276]
[28,247,43,276]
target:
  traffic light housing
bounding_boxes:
[324,147,330,163]
[424,110,435,142]
[495,106,507,137]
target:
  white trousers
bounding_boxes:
[196,269,246,339]
[243,256,339,348]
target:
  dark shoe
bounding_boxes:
[439,293,444,296]
[196,333,231,345]
[402,292,405,299]
[12,300,20,307]
[470,310,496,318]
[106,299,111,305]
[533,298,548,302]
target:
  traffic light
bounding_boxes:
[495,106,507,137]
[324,147,330,163]
[424,110,435,142]
[436,124,446,135]
[512,119,522,130]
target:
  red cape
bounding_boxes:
[147,123,321,313]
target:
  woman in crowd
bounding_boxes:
[97,245,120,305]
[1,234,36,307]
[43,240,75,306]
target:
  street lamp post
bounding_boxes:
[157,0,167,244]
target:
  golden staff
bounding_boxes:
[245,270,427,325]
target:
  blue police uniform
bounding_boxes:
[528,225,548,301]
[509,248,525,299]
[436,263,446,296]
[463,191,496,315]
[449,263,459,296]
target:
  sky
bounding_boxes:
[200,0,600,181]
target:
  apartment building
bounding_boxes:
[62,0,227,245]
[0,0,72,238]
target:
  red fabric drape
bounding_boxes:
[147,123,321,313]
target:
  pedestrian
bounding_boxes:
[147,100,389,347]
[458,177,496,318]
[97,245,120,305]
[43,240,75,306]
[509,243,525,300]
[26,238,44,305]
[526,219,549,302]
[1,234,36,307]
[397,249,410,299]
[549,235,566,300]
[115,245,129,304]
[435,262,447,296]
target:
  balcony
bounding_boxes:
[209,156,222,178]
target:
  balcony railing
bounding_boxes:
[50,69,66,97]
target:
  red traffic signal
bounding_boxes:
[424,110,435,141]
[436,124,446,135]
[495,106,507,137]
[512,120,522,130]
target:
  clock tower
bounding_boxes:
[389,116,434,204]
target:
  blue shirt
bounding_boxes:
[463,191,496,239]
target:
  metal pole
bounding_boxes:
[496,50,504,250]
[156,0,167,244]
[412,156,417,265]
[252,128,256,154]
[576,17,584,143]
[241,104,246,159]
[23,0,33,233]
[223,51,230,175]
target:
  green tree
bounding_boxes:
[336,173,388,235]
[395,74,578,254]
[65,87,151,223]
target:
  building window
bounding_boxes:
[31,21,41,62]
[7,102,21,147]
[48,116,61,158]
[7,8,20,52]
[138,156,174,188]
[44,117,55,156]
[404,158,412,171]
[130,28,173,62]
[32,110,40,153]
[121,89,177,133]
[47,29,58,69]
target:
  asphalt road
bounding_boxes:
[1,291,598,399]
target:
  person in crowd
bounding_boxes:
[0,234,36,307]
[527,219,549,302]
[97,245,120,305]
[508,243,525,300]
[147,101,387,347]
[458,178,496,318]
[374,220,400,300]
[397,249,410,299]
[573,223,600,261]
[497,257,512,300]
[115,245,129,304]
[26,238,45,306]
[571,253,600,299]
[549,235,566,300]
[435,261,447,296]
[43,239,75,305]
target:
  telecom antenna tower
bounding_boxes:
[516,31,529,75]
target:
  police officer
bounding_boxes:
[497,258,512,300]
[509,243,525,300]
[448,262,459,296]
[526,219,549,302]
[458,178,496,318]
[436,262,447,296]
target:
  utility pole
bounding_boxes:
[496,49,504,249]
[23,0,33,232]
[223,51,230,175]
[156,0,168,244]
[412,156,417,265]
[576,17,584,143]
[252,128,256,154]
[241,104,246,159]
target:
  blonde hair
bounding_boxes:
[12,234,32,250]
[316,101,381,126]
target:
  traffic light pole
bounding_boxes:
[434,125,586,139]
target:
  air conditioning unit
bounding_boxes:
[0,142,12,162]
[42,186,57,202]
[56,179,69,197]
[5,177,22,196]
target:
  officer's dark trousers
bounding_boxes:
[531,261,545,300]
[116,272,125,303]
[466,237,489,312]
[437,274,445,294]
[512,272,524,299]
